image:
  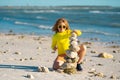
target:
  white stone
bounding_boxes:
[38,66,49,73]
[66,50,78,58]
[70,41,78,46]
[70,37,78,41]
[69,45,80,52]
[26,74,34,79]
[71,32,77,38]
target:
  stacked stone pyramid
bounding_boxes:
[61,31,80,74]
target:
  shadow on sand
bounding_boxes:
[0,64,38,72]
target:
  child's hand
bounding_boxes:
[51,47,57,53]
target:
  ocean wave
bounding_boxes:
[3,17,15,21]
[14,21,52,30]
[83,30,120,37]
[36,16,48,20]
[89,10,120,14]
[23,10,58,13]
[15,21,30,25]
[38,25,52,30]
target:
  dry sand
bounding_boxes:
[0,33,120,80]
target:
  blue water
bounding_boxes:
[0,6,120,42]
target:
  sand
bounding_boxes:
[0,33,120,80]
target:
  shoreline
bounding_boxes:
[0,32,120,43]
[0,33,120,80]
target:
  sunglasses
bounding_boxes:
[58,25,66,29]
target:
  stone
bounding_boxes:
[66,58,73,63]
[110,75,116,79]
[26,74,34,79]
[66,50,78,58]
[14,52,21,55]
[30,57,34,60]
[69,45,80,52]
[38,66,49,73]
[91,50,97,54]
[98,52,113,58]
[37,47,41,50]
[70,37,78,41]
[70,41,78,46]
[56,69,64,73]
[71,32,77,38]
[19,59,24,61]
[61,63,77,70]
[64,68,77,74]
[63,31,79,74]
[113,50,117,53]
[95,72,105,77]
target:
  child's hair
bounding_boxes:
[52,18,70,33]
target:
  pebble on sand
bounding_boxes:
[38,66,49,73]
[26,74,34,79]
[14,52,22,55]
[98,52,113,58]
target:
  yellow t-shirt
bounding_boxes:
[51,30,82,55]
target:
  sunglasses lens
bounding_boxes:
[63,26,66,28]
[58,25,61,28]
[58,25,66,29]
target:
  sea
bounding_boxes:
[0,6,120,43]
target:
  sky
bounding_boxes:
[0,0,120,7]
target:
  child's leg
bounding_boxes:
[76,44,86,71]
[53,60,64,70]
[77,44,86,64]
[53,54,66,70]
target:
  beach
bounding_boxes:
[0,33,120,80]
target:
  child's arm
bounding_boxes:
[51,35,57,53]
[72,30,82,36]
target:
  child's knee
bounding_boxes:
[80,44,86,51]
[53,61,64,70]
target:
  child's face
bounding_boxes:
[57,23,66,33]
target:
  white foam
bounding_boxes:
[38,25,52,30]
[89,10,120,14]
[24,10,57,13]
[83,30,120,37]
[14,21,52,30]
[15,21,29,25]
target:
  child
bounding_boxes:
[51,18,86,71]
